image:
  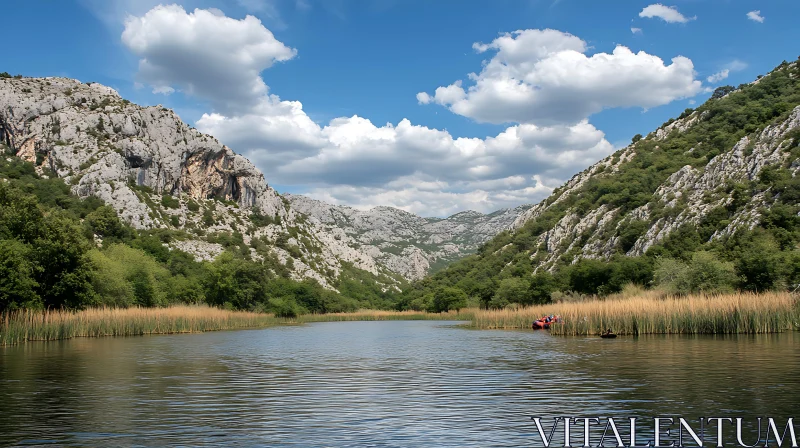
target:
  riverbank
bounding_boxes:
[471,292,800,335]
[3,292,798,345]
[1,306,474,346]
[1,306,281,346]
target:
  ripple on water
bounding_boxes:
[1,321,798,447]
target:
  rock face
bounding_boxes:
[287,194,532,280]
[507,65,800,273]
[0,77,285,228]
[0,76,525,285]
[0,76,396,289]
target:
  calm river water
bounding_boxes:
[1,321,798,447]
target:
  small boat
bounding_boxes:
[532,320,550,330]
[532,315,561,330]
[600,329,617,338]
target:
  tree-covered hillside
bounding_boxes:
[400,58,800,311]
[0,155,400,315]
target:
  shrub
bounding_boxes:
[160,195,180,209]
[431,287,468,313]
[492,277,531,307]
[655,252,737,295]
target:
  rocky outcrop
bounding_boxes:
[0,77,284,228]
[510,100,800,272]
[0,76,400,290]
[287,194,532,280]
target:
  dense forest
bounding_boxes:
[0,155,400,315]
[399,59,800,312]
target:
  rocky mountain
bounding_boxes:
[408,58,800,305]
[0,74,523,286]
[0,75,399,290]
[287,194,531,279]
[508,64,800,271]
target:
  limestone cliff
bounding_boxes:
[287,195,531,280]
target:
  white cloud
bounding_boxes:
[631,27,643,34]
[639,4,695,23]
[416,92,432,105]
[266,117,613,187]
[747,10,764,23]
[121,4,296,115]
[707,69,729,83]
[726,59,748,72]
[417,29,702,126]
[301,178,555,217]
[152,85,175,95]
[197,110,615,214]
[122,8,619,215]
[706,60,748,84]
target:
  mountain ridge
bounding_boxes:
[403,58,800,309]
[286,194,532,280]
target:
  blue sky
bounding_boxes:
[2,1,798,216]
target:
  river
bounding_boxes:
[1,321,798,446]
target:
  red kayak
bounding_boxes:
[532,315,561,330]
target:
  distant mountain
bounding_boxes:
[287,194,532,280]
[410,58,800,306]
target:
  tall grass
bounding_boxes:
[3,293,798,346]
[472,292,800,335]
[1,306,280,346]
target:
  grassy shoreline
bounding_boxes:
[1,306,282,346]
[3,293,798,346]
[471,292,800,335]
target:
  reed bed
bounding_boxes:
[295,309,476,323]
[472,292,800,335]
[1,306,280,346]
[3,292,797,346]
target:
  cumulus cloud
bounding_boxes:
[416,92,432,105]
[300,175,556,217]
[268,118,613,187]
[639,4,695,23]
[121,8,625,215]
[121,4,296,114]
[198,111,615,214]
[747,10,764,23]
[631,27,643,34]
[417,29,702,126]
[707,69,729,83]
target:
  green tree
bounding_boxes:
[735,234,789,292]
[528,272,559,304]
[431,287,468,313]
[203,252,269,310]
[655,252,737,295]
[492,277,530,307]
[85,205,131,241]
[0,240,41,311]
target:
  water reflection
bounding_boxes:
[1,322,798,446]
